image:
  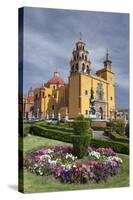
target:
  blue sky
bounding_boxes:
[23,7,129,109]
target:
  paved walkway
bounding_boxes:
[92,131,110,141]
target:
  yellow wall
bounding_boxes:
[68,74,80,118]
[34,68,115,120]
[68,69,115,119]
[80,74,91,115]
[34,83,69,119]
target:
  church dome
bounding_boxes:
[47,72,65,85]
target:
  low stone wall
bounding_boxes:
[91,121,107,128]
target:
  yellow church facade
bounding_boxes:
[33,39,116,120]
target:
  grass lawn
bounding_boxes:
[20,134,129,193]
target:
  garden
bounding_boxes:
[19,116,129,193]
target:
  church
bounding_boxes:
[25,38,116,120]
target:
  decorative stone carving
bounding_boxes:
[96,83,104,101]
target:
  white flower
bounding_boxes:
[66,164,71,170]
[49,160,57,166]
[43,149,54,154]
[38,169,43,175]
[89,151,101,159]
[107,156,123,163]
[65,153,77,161]
[72,164,76,168]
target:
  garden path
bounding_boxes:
[92,131,110,141]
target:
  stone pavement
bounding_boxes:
[92,131,110,141]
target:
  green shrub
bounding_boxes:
[65,121,74,128]
[125,123,129,138]
[77,114,85,120]
[91,139,129,155]
[110,119,125,134]
[39,124,74,133]
[104,127,113,136]
[110,132,129,143]
[30,125,73,143]
[72,134,91,158]
[29,124,129,155]
[23,126,30,137]
[73,115,90,135]
[19,124,30,137]
[89,128,93,137]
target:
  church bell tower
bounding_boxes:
[70,34,91,75]
[68,35,92,118]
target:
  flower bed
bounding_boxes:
[24,145,123,184]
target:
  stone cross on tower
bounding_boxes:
[79,32,82,40]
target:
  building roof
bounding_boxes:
[47,72,65,85]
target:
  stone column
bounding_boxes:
[65,112,68,121]
[58,112,61,121]
[52,112,54,119]
[46,114,49,120]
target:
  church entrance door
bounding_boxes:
[99,107,103,119]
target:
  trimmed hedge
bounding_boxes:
[91,139,129,155]
[40,124,74,133]
[29,125,129,155]
[110,132,129,143]
[65,121,74,128]
[19,124,30,137]
[30,125,73,143]
[72,134,91,158]
[104,127,113,136]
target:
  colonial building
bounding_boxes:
[23,87,34,120]
[26,38,116,120]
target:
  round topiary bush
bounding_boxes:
[73,114,90,135]
[72,134,91,158]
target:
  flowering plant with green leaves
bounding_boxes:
[24,145,122,184]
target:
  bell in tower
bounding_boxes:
[70,33,91,75]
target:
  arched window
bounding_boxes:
[86,65,90,74]
[72,65,74,72]
[52,105,55,110]
[85,55,87,60]
[85,90,88,95]
[76,63,79,70]
[82,63,85,72]
[82,53,84,59]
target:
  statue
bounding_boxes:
[89,88,96,115]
